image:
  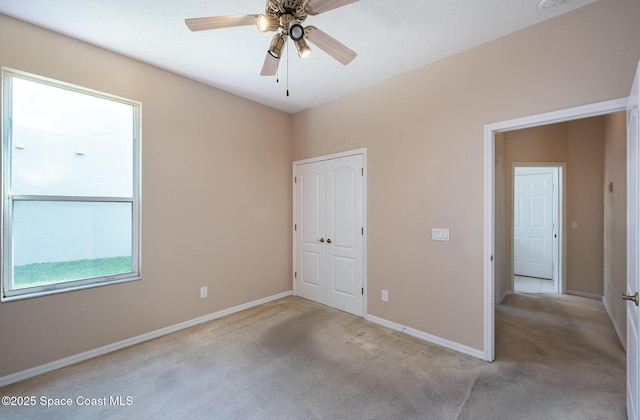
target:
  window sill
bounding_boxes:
[1,275,142,302]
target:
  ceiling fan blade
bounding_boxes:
[260,53,280,76]
[185,14,259,32]
[305,26,357,65]
[306,0,359,15]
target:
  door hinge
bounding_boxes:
[294,224,297,231]
[361,168,364,176]
[295,272,297,279]
[361,227,364,236]
[361,287,364,295]
[294,176,297,183]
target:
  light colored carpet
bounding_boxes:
[0,293,626,419]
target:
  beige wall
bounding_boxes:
[0,14,293,376]
[604,111,628,343]
[567,118,605,296]
[502,118,606,298]
[292,0,640,351]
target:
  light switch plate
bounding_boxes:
[432,228,450,241]
[570,221,578,230]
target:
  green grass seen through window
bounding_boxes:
[14,256,133,289]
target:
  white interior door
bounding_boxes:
[514,168,554,280]
[294,153,364,317]
[626,60,640,420]
[325,155,363,316]
[295,161,326,303]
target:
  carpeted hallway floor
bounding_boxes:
[0,292,626,419]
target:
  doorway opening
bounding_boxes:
[483,97,628,362]
[513,165,562,295]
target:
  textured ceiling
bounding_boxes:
[0,0,597,113]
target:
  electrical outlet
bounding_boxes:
[381,290,388,302]
[200,286,208,298]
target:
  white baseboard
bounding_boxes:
[0,290,293,388]
[365,314,485,360]
[498,291,512,304]
[565,290,603,300]
[602,295,626,351]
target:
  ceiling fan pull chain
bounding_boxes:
[286,36,290,97]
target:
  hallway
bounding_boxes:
[514,275,555,293]
[494,292,625,417]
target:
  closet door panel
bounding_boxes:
[325,155,363,316]
[295,162,326,303]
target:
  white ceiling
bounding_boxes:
[0,0,597,114]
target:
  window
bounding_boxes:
[2,68,141,300]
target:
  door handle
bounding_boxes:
[623,292,639,306]
[326,238,332,244]
[319,238,325,243]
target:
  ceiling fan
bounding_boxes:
[185,0,359,76]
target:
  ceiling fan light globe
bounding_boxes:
[289,22,305,41]
[268,34,285,59]
[257,15,279,32]
[299,47,311,58]
[295,39,311,58]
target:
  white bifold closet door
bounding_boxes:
[294,153,363,316]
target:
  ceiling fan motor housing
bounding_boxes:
[266,0,309,34]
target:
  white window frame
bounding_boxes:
[1,68,142,301]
